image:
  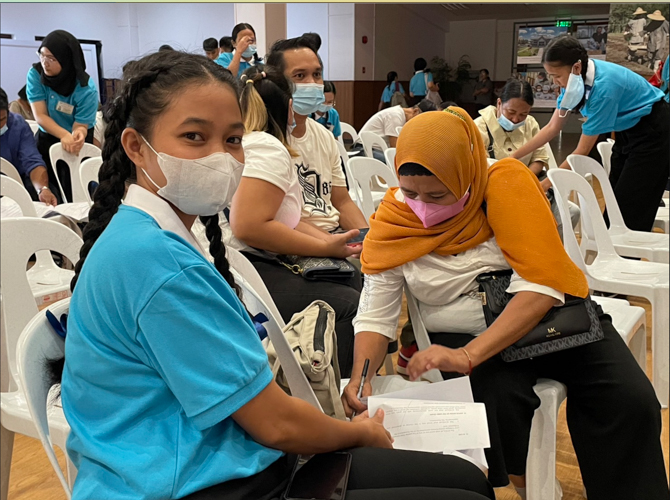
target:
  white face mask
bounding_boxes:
[140,135,244,216]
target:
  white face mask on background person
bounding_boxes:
[140,135,244,216]
[497,112,525,132]
[558,65,585,118]
[292,83,325,116]
[241,44,257,59]
[0,124,7,136]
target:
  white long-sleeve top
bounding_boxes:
[353,191,565,339]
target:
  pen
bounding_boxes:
[351,358,370,419]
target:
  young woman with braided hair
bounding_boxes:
[53,50,494,500]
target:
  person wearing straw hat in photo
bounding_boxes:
[625,7,648,44]
[646,10,669,71]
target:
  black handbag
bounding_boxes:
[277,255,356,283]
[475,270,604,362]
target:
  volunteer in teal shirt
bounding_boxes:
[26,30,98,203]
[511,35,669,233]
[310,81,341,138]
[215,22,260,78]
[409,58,434,105]
[53,48,495,500]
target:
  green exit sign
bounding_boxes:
[556,21,572,27]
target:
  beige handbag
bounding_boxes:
[266,300,347,420]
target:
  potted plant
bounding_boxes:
[430,55,473,102]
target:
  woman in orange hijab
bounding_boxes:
[342,108,667,498]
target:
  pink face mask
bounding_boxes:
[405,187,471,228]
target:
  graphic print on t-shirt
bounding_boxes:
[296,161,331,216]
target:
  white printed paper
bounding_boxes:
[367,398,490,453]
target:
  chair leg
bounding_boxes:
[652,288,669,408]
[384,354,395,376]
[66,455,77,490]
[0,425,14,500]
[630,321,647,374]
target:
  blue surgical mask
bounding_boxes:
[241,45,257,59]
[0,124,7,136]
[317,103,333,114]
[497,112,525,132]
[558,68,585,117]
[292,83,325,116]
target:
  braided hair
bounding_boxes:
[49,50,243,390]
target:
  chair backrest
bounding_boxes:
[17,298,72,497]
[226,248,322,411]
[1,157,23,184]
[547,169,621,267]
[384,148,396,169]
[395,126,403,136]
[403,285,444,383]
[335,139,361,208]
[0,218,82,391]
[49,143,102,203]
[567,154,628,235]
[1,176,37,217]
[79,156,103,205]
[347,157,399,219]
[26,120,40,136]
[545,142,559,170]
[360,131,389,159]
[338,122,358,146]
[596,141,613,176]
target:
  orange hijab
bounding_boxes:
[360,108,588,298]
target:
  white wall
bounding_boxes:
[0,3,236,81]
[287,3,330,79]
[373,4,449,81]
[328,4,355,81]
[354,4,375,81]
[445,20,497,77]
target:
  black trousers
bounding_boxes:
[242,252,361,378]
[431,313,669,499]
[608,99,670,232]
[183,448,495,500]
[35,128,95,204]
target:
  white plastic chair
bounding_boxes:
[1,218,82,495]
[49,143,102,203]
[545,142,559,170]
[25,120,40,136]
[347,157,398,220]
[16,298,73,497]
[0,177,76,305]
[79,156,103,205]
[596,141,613,177]
[654,206,669,234]
[567,155,669,264]
[336,139,363,211]
[549,168,669,407]
[360,131,389,160]
[338,122,359,147]
[395,126,403,136]
[404,285,565,500]
[1,158,23,185]
[384,148,396,169]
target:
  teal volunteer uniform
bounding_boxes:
[381,82,406,105]
[26,30,98,203]
[62,185,283,500]
[557,58,669,232]
[215,51,253,78]
[311,107,342,139]
[409,71,432,102]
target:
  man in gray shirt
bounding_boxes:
[473,68,494,110]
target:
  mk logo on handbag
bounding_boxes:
[546,327,562,338]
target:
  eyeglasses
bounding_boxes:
[37,51,57,64]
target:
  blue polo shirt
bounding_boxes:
[215,51,252,78]
[61,205,282,500]
[0,112,45,178]
[557,59,664,136]
[26,67,98,134]
[409,71,432,97]
[312,108,342,138]
[381,83,406,103]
